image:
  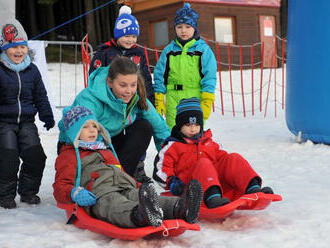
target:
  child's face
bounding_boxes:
[175,23,195,41]
[107,73,137,103]
[5,45,28,64]
[181,123,201,137]
[79,121,99,142]
[117,35,137,49]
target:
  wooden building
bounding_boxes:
[126,0,282,68]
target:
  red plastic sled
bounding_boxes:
[161,191,282,220]
[57,203,200,240]
[199,192,282,220]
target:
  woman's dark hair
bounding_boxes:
[107,56,148,110]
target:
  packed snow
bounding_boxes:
[1,62,330,248]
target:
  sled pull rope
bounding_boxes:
[161,220,180,237]
[74,148,82,187]
[240,193,259,201]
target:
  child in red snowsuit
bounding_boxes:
[153,97,273,208]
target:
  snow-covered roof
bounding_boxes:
[189,0,280,8]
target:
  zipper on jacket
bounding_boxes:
[16,72,22,124]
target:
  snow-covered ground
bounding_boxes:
[1,63,330,248]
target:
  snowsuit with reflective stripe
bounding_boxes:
[154,129,261,202]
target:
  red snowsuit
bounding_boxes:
[154,129,261,201]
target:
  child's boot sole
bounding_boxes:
[185,179,203,223]
[139,183,163,227]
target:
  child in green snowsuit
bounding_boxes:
[153,3,217,128]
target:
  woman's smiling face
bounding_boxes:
[107,73,138,103]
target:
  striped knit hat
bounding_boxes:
[175,97,203,131]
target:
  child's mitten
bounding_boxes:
[71,186,97,206]
[201,92,215,120]
[44,119,55,131]
[168,176,185,196]
[154,92,166,116]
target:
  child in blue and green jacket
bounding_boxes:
[153,3,217,129]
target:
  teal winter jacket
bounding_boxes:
[58,66,170,151]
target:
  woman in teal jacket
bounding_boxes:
[58,56,170,180]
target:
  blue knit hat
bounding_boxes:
[174,3,198,30]
[114,5,139,40]
[0,19,28,51]
[62,106,111,148]
[175,97,203,131]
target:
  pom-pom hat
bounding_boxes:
[114,5,139,39]
[0,19,28,51]
[174,3,199,30]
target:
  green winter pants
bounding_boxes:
[91,189,180,228]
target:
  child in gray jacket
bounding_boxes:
[53,106,203,228]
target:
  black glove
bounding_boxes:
[168,176,185,196]
[44,119,55,131]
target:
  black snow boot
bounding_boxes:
[131,183,163,227]
[261,187,274,194]
[246,178,274,194]
[245,177,262,194]
[173,179,203,224]
[246,186,274,194]
[20,194,41,205]
[0,198,17,209]
[204,186,230,209]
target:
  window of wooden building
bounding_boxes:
[214,17,236,44]
[150,19,169,48]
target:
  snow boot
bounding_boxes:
[20,195,41,205]
[173,179,203,224]
[246,178,274,194]
[0,198,16,209]
[131,183,163,227]
[261,186,274,194]
[246,186,274,194]
[246,177,262,194]
[204,186,230,209]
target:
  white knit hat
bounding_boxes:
[0,19,28,51]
